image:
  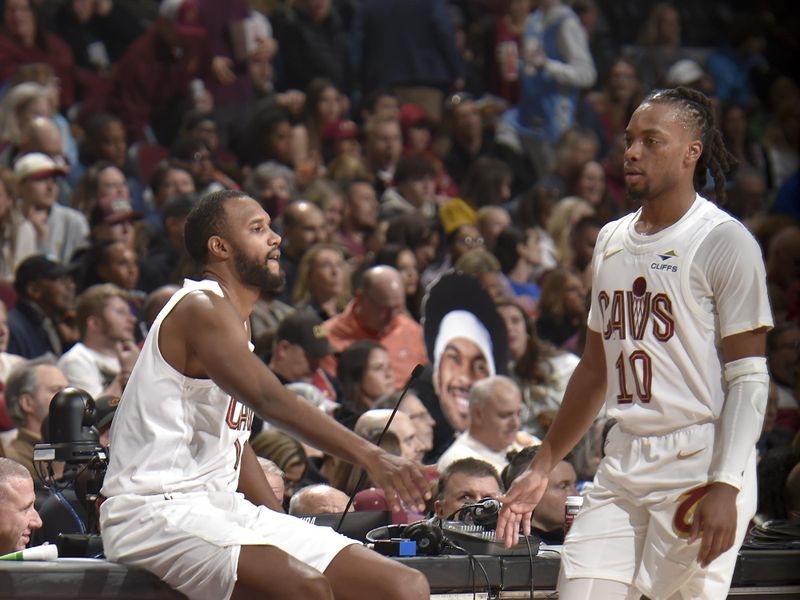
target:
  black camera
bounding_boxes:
[33,387,109,547]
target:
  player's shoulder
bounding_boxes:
[596,211,635,248]
[166,281,236,326]
[701,208,760,252]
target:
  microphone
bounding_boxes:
[335,364,425,533]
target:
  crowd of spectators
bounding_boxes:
[0,0,798,556]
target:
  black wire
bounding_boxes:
[524,534,535,599]
[469,553,476,600]
[335,365,424,533]
[445,539,492,598]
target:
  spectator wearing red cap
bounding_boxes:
[89,196,143,253]
[321,119,361,164]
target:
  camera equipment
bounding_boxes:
[33,387,109,555]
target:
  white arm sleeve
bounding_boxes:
[709,356,769,489]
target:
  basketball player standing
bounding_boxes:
[498,87,772,599]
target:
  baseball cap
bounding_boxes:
[276,309,335,359]
[89,197,144,228]
[666,59,704,86]
[13,152,66,181]
[158,0,205,36]
[14,254,77,295]
[400,103,433,130]
[93,395,120,431]
[321,119,359,144]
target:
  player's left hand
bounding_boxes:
[365,451,436,513]
[688,482,739,567]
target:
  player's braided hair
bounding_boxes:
[644,86,737,203]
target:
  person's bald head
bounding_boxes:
[282,200,326,258]
[21,116,62,157]
[142,284,180,331]
[355,266,405,336]
[354,408,394,437]
[288,484,352,516]
[354,409,423,461]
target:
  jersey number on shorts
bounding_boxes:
[615,350,652,404]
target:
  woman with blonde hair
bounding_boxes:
[292,243,351,320]
[303,178,344,242]
[250,429,309,508]
[0,166,35,281]
[546,195,595,266]
[0,81,49,149]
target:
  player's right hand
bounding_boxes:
[366,450,435,513]
[496,470,549,548]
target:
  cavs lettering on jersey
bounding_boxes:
[587,195,772,436]
[102,279,255,497]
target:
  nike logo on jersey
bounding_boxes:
[676,448,705,460]
[604,247,622,260]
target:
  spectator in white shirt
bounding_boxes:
[438,375,537,475]
[57,284,139,399]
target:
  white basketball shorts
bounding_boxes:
[560,421,756,600]
[100,491,357,600]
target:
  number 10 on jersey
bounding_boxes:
[615,350,652,404]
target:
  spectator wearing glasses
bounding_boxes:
[421,223,484,291]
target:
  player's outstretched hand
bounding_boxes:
[496,469,549,548]
[688,482,738,567]
[366,451,435,513]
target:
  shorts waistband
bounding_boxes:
[614,420,714,440]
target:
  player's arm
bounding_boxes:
[238,442,284,513]
[689,222,772,566]
[178,292,432,511]
[497,328,606,545]
[690,328,769,566]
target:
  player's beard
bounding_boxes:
[625,183,648,205]
[232,247,284,293]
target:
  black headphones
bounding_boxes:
[404,520,445,556]
[366,519,446,556]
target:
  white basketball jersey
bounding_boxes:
[588,195,772,436]
[102,279,254,497]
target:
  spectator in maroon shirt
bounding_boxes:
[105,0,212,146]
[0,0,76,109]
